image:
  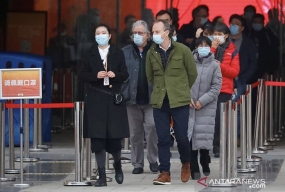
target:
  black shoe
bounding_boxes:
[200,149,211,176]
[149,162,159,173]
[132,167,144,174]
[94,167,107,187]
[113,160,124,184]
[190,150,200,180]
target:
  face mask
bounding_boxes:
[244,11,254,20]
[198,47,210,57]
[252,23,263,31]
[153,32,165,45]
[200,17,208,25]
[133,34,145,46]
[95,34,109,46]
[207,36,214,41]
[172,35,177,42]
[230,24,239,35]
[214,35,225,44]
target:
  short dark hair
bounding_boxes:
[156,10,172,20]
[201,22,214,33]
[124,14,135,24]
[195,36,212,47]
[195,4,209,16]
[244,5,256,13]
[153,19,171,32]
[96,23,111,34]
[252,13,265,22]
[229,14,245,26]
[213,23,230,34]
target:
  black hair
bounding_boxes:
[244,5,256,13]
[213,23,230,34]
[253,13,265,22]
[196,4,209,15]
[213,16,223,25]
[229,14,245,26]
[195,36,212,47]
[169,25,176,37]
[96,23,111,34]
[156,10,173,20]
[124,14,136,24]
[201,22,214,34]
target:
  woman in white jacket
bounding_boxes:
[188,36,222,180]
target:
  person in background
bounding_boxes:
[229,14,257,144]
[121,20,158,175]
[189,22,214,51]
[188,36,222,180]
[242,5,256,37]
[212,16,224,26]
[79,24,129,187]
[146,19,197,185]
[119,15,136,48]
[211,23,240,158]
[155,10,185,44]
[178,5,209,45]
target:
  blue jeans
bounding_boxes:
[153,98,191,173]
[232,79,247,137]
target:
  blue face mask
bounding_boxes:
[200,17,208,25]
[152,32,165,45]
[252,23,263,31]
[172,36,177,42]
[198,47,210,57]
[230,24,239,35]
[133,34,144,46]
[207,36,214,41]
[95,34,109,46]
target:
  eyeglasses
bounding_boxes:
[131,31,146,36]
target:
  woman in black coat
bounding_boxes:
[78,24,129,187]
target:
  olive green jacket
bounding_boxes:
[146,40,197,108]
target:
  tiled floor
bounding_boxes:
[0,129,285,192]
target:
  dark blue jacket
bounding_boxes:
[238,35,257,82]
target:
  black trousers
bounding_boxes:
[213,93,232,151]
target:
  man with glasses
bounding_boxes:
[121,20,158,174]
[146,19,197,185]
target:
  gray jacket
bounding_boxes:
[188,52,222,150]
[121,43,152,105]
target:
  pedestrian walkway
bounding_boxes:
[0,129,284,192]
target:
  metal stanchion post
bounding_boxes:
[13,100,30,187]
[264,79,274,146]
[0,103,16,182]
[232,102,238,179]
[273,76,281,140]
[105,153,114,174]
[15,99,39,162]
[245,85,261,161]
[30,99,47,152]
[5,101,22,174]
[227,101,233,179]
[208,103,237,187]
[237,95,256,173]
[121,138,131,154]
[268,75,277,144]
[85,138,91,181]
[277,77,284,137]
[252,80,268,154]
[258,81,272,151]
[62,72,66,129]
[37,99,51,149]
[64,102,91,186]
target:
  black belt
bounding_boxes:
[91,87,114,96]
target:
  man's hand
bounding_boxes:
[190,98,196,108]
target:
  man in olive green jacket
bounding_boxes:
[146,19,197,185]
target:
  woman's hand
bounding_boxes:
[107,71,116,78]
[97,71,107,79]
[190,98,196,108]
[196,101,203,110]
[211,38,220,49]
[196,28,203,38]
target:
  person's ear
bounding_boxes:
[240,26,244,32]
[109,34,112,39]
[224,34,229,39]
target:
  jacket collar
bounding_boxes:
[91,44,117,56]
[194,52,215,65]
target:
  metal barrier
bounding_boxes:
[64,102,91,186]
[208,101,238,187]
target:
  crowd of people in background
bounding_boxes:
[50,3,283,187]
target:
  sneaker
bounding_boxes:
[181,162,191,182]
[153,172,171,185]
[149,162,159,173]
[132,167,144,174]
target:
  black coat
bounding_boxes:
[78,44,130,139]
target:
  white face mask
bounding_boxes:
[214,35,225,44]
